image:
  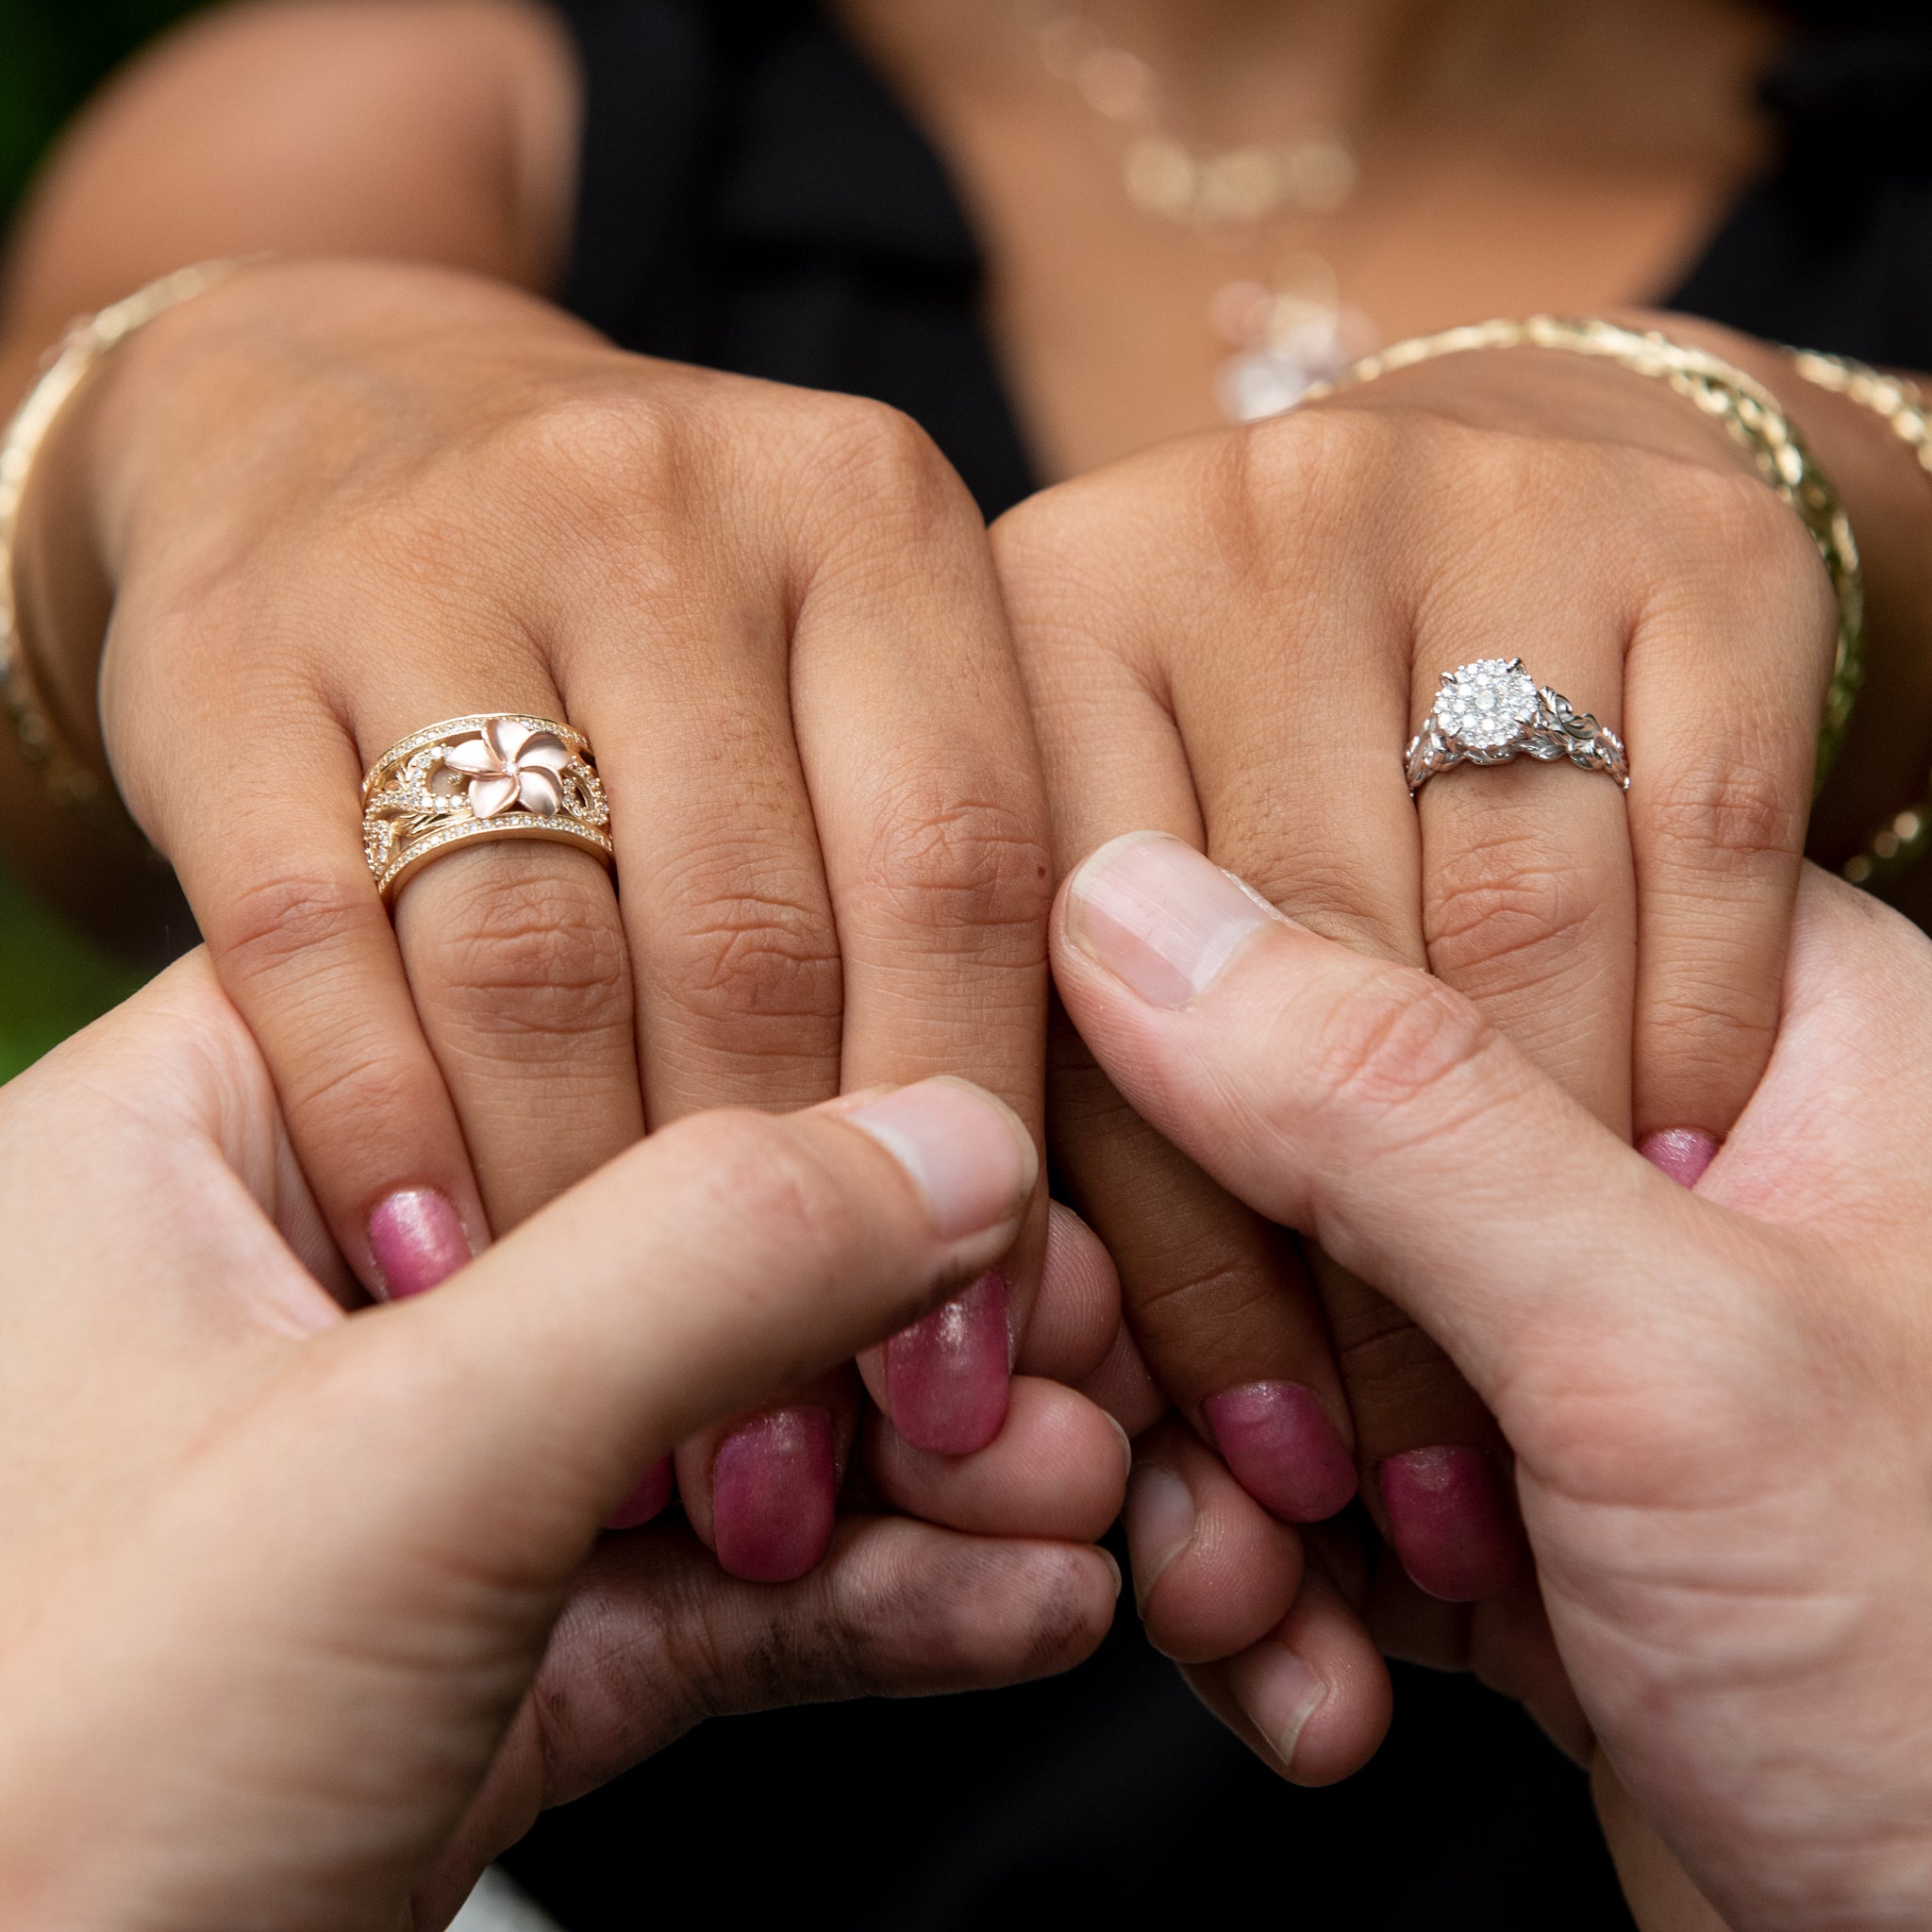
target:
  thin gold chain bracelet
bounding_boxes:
[1298,315,1866,793]
[0,258,253,833]
[1788,348,1932,888]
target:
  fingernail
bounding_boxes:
[886,1270,1011,1455]
[1639,1127,1719,1190]
[1097,1547,1124,1600]
[712,1407,836,1583]
[1204,1381,1357,1524]
[368,1187,472,1299]
[847,1078,1038,1241]
[1226,1641,1328,1774]
[1124,1461,1197,1614]
[1378,1444,1520,1602]
[604,1456,674,1531]
[1064,831,1282,1008]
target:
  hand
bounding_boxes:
[995,325,1838,1610]
[1055,829,1932,1928]
[26,257,1061,1573]
[0,953,1120,1930]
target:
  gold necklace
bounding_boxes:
[1015,0,1378,420]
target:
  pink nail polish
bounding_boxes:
[1378,1445,1519,1602]
[1064,832,1281,1008]
[368,1188,472,1299]
[1639,1127,1719,1190]
[886,1271,1011,1456]
[604,1457,674,1531]
[712,1407,836,1583]
[1204,1381,1357,1523]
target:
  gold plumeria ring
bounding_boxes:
[361,714,613,907]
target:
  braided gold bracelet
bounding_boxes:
[1298,315,1866,792]
[1788,349,1932,888]
[0,258,253,830]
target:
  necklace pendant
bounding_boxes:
[1214,291,1374,423]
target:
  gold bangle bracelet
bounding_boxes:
[1788,349,1932,889]
[1298,315,1866,793]
[0,258,255,830]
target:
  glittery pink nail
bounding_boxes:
[1379,1444,1519,1602]
[712,1407,836,1582]
[368,1188,471,1299]
[886,1271,1010,1455]
[1204,1380,1357,1523]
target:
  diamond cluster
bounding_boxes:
[1434,658,1538,753]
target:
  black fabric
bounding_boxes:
[558,0,1034,518]
[504,8,1932,1926]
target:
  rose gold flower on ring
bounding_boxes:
[441,717,574,818]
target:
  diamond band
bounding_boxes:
[1407,658,1628,795]
[361,714,612,906]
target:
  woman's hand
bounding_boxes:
[1055,831,1932,1927]
[0,954,1120,1931]
[994,328,1840,1607]
[19,255,1061,1571]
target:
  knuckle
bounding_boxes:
[1643,758,1804,875]
[808,395,958,514]
[1424,833,1607,991]
[655,847,843,1038]
[1647,462,1839,636]
[416,863,632,1048]
[1329,1291,1462,1417]
[1292,960,1498,1125]
[214,868,374,990]
[860,774,1054,948]
[1642,982,1778,1091]
[492,388,684,510]
[1124,1248,1286,1359]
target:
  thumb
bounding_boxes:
[324,1077,1037,1580]
[1049,833,1710,1406]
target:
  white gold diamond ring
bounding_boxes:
[1406,658,1628,797]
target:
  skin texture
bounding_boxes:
[0,955,1124,1932]
[1055,838,1932,1930]
[995,334,1842,1605]
[4,0,1932,1784]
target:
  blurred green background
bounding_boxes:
[0,0,204,1078]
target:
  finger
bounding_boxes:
[148,687,490,1296]
[557,544,842,1126]
[785,409,1056,1456]
[1181,1560,1394,1787]
[1052,832,1710,1407]
[997,468,1362,1517]
[1709,865,1932,1231]
[1017,1200,1125,1386]
[1124,1417,1303,1664]
[373,685,642,1235]
[328,1076,1040,1577]
[864,1375,1129,1543]
[1323,588,1635,1595]
[998,548,1358,1519]
[673,1370,860,1584]
[1624,509,1831,1165]
[426,1512,1121,1907]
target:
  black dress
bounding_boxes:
[502,8,1932,1925]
